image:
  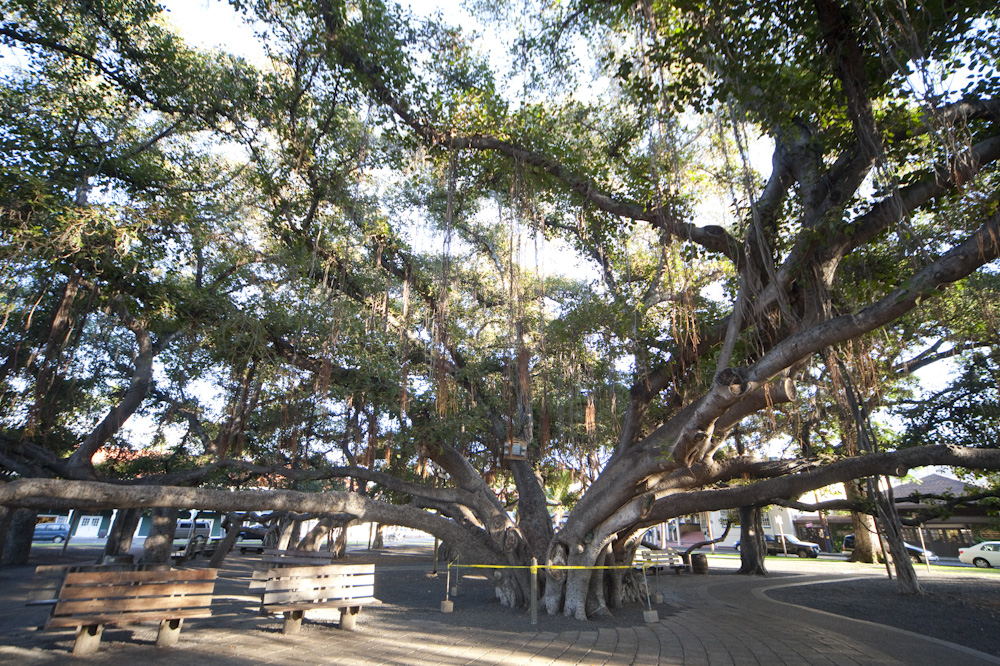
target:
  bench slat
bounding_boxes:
[45,606,213,629]
[264,572,374,589]
[264,597,382,613]
[52,592,215,616]
[264,582,373,599]
[63,569,216,585]
[264,585,375,605]
[55,580,217,601]
[262,548,336,559]
[266,564,374,578]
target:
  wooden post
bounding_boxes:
[72,624,103,657]
[60,510,76,556]
[705,512,715,553]
[156,618,183,647]
[339,607,359,630]
[283,610,304,634]
[530,557,538,626]
[917,527,931,572]
[776,515,788,556]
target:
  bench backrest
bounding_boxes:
[262,548,337,564]
[28,563,170,606]
[45,568,218,629]
[637,550,683,567]
[262,563,375,609]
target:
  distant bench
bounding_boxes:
[248,548,338,591]
[258,563,381,634]
[636,549,686,574]
[172,535,225,564]
[34,566,217,656]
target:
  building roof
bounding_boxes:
[893,473,984,499]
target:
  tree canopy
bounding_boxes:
[2,0,1000,616]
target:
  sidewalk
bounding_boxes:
[1,550,997,665]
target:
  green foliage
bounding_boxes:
[899,351,1000,450]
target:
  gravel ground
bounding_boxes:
[766,570,1000,657]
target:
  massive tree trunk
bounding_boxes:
[332,522,350,557]
[101,508,142,561]
[737,505,768,575]
[140,508,178,564]
[209,512,244,568]
[845,483,883,563]
[0,508,36,565]
[298,516,336,552]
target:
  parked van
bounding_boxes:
[176,518,213,538]
[33,522,71,543]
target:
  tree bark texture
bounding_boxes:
[1,508,37,566]
[870,476,922,595]
[140,508,178,564]
[737,505,768,575]
[845,480,882,563]
[298,517,336,552]
[209,512,244,568]
[101,508,141,561]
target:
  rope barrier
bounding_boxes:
[446,562,662,571]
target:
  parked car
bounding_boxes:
[841,534,938,563]
[32,522,71,543]
[238,522,268,541]
[176,518,213,539]
[958,541,1000,568]
[734,534,821,558]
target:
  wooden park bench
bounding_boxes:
[36,566,217,656]
[248,548,338,591]
[260,563,380,634]
[635,548,686,574]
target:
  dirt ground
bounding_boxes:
[766,573,1000,657]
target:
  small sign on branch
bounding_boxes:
[503,437,528,460]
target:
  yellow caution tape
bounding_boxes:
[447,562,660,571]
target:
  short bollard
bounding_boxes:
[450,585,460,596]
[530,557,538,626]
[442,564,454,612]
[643,610,659,623]
[653,592,664,604]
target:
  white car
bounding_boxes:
[958,541,1000,568]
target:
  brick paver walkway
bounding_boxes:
[2,550,998,665]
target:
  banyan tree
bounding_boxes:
[3,0,1000,615]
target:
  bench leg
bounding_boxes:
[156,618,184,647]
[282,610,304,635]
[339,607,360,631]
[72,624,104,656]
